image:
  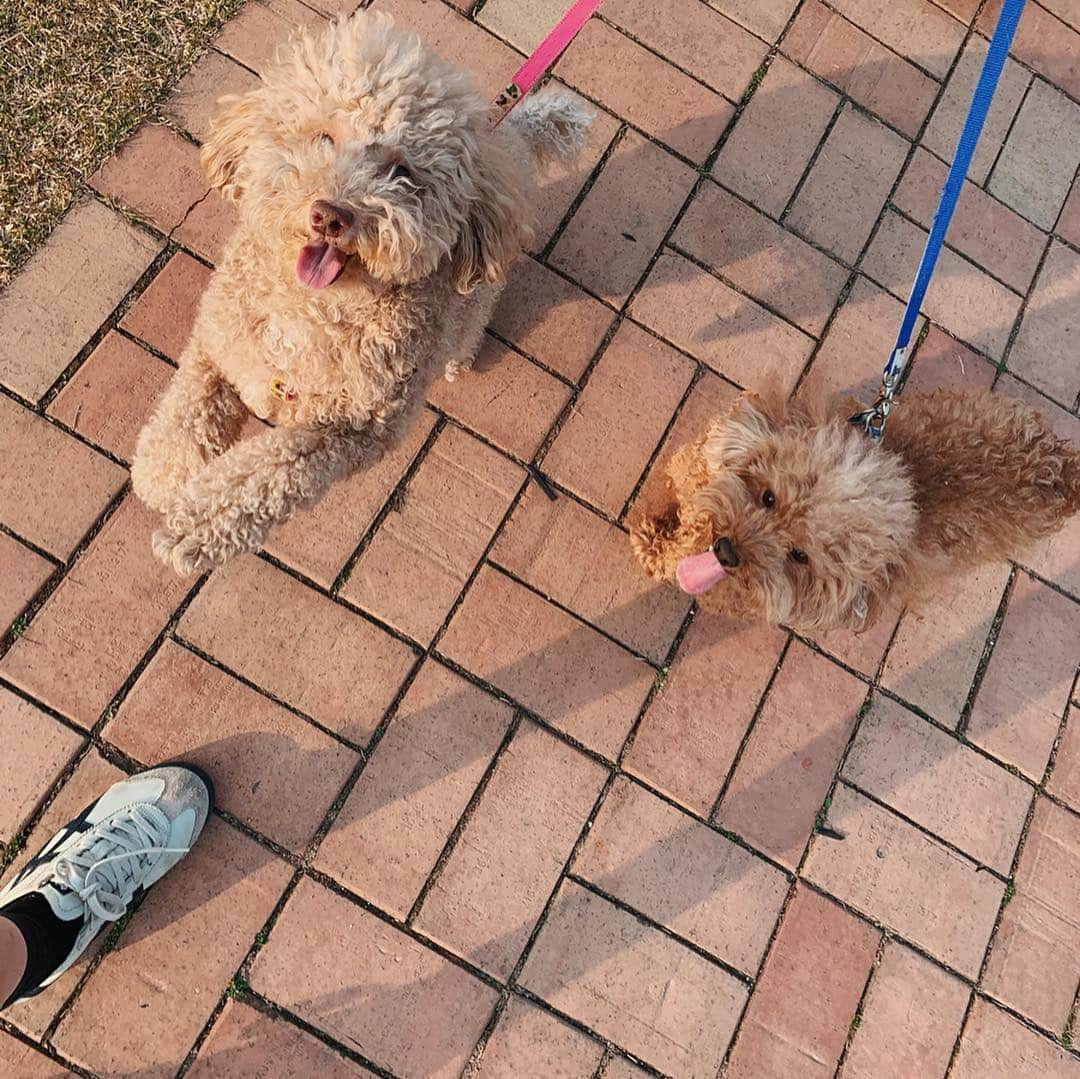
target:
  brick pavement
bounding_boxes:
[1,0,1079,1075]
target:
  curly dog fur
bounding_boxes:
[631,388,1080,635]
[131,11,591,574]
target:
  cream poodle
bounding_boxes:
[132,11,591,574]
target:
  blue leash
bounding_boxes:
[852,0,1027,439]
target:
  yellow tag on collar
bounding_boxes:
[269,375,297,402]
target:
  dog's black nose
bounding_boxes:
[310,199,354,239]
[713,537,740,568]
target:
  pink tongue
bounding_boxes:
[296,242,349,288]
[676,550,728,595]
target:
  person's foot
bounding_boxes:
[0,764,212,1005]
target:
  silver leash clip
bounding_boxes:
[850,347,907,441]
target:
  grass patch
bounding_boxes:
[0,0,244,288]
[814,794,833,831]
[226,974,248,999]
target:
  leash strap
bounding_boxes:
[852,0,1027,439]
[491,0,604,125]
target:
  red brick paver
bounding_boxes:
[726,887,879,1079]
[119,251,212,361]
[106,641,359,851]
[983,797,1080,1032]
[674,180,849,336]
[89,123,209,234]
[575,776,789,973]
[475,996,603,1078]
[1048,706,1080,811]
[557,19,734,164]
[625,615,787,816]
[316,661,511,918]
[264,408,436,587]
[968,572,1080,779]
[492,485,689,660]
[863,210,1021,360]
[0,197,161,400]
[1008,240,1080,407]
[4,2,1080,1074]
[804,784,1003,976]
[214,0,326,76]
[988,79,1080,231]
[952,997,1080,1078]
[782,0,938,138]
[787,104,908,263]
[415,721,606,977]
[251,876,499,1079]
[0,396,126,560]
[713,55,839,218]
[894,147,1046,294]
[0,533,53,633]
[843,694,1031,872]
[440,566,653,757]
[717,641,866,869]
[47,332,172,462]
[922,34,1030,185]
[427,337,571,461]
[521,880,748,1077]
[631,250,815,396]
[844,942,970,1079]
[1,497,192,726]
[543,320,694,516]
[165,49,261,142]
[0,688,83,843]
[490,257,614,383]
[550,130,697,305]
[189,999,373,1078]
[178,555,416,744]
[341,424,523,643]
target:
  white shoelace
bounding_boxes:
[53,803,190,922]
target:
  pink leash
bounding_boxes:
[491,0,604,125]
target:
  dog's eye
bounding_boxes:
[316,131,334,147]
[761,489,776,509]
[790,548,809,565]
[387,163,412,183]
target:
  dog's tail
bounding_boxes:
[508,88,594,169]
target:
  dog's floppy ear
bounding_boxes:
[451,137,535,294]
[705,391,777,467]
[201,92,265,202]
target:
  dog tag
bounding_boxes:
[269,375,298,403]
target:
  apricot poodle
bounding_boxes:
[132,11,591,574]
[632,389,1080,635]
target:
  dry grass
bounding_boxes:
[0,0,245,289]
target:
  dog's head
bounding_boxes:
[652,394,917,633]
[200,11,533,291]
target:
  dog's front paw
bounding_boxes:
[151,525,219,577]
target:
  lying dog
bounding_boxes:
[132,11,591,574]
[631,389,1079,635]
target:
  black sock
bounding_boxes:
[1,893,83,1006]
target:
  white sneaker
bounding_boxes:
[0,764,212,1002]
